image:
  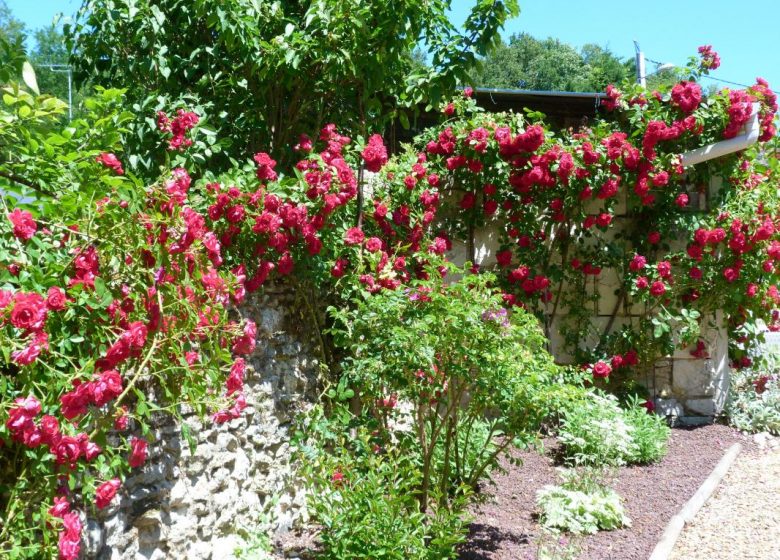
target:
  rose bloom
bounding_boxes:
[95,478,121,509]
[636,276,649,289]
[648,231,661,244]
[10,292,48,331]
[364,237,382,253]
[343,227,365,246]
[629,254,646,272]
[46,287,67,311]
[650,280,667,296]
[592,361,612,378]
[8,208,37,240]
[128,437,148,468]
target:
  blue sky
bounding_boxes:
[450,0,780,92]
[8,0,780,92]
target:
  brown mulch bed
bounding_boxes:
[459,423,754,560]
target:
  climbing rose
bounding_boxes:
[46,287,67,311]
[671,81,702,114]
[95,153,124,175]
[10,292,48,331]
[128,437,148,468]
[365,237,382,253]
[48,497,70,518]
[344,227,365,246]
[95,479,121,509]
[8,208,37,240]
[58,511,82,560]
[592,361,612,378]
[675,193,689,207]
[629,254,647,272]
[698,45,721,70]
[254,152,278,182]
[361,134,388,172]
[650,280,667,296]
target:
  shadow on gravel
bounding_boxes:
[458,523,531,559]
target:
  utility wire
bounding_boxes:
[644,56,778,95]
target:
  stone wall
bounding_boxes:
[85,284,321,560]
[449,179,731,419]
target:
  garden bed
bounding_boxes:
[459,424,754,560]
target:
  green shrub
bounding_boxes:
[298,406,469,560]
[557,392,638,466]
[726,369,780,435]
[623,396,670,463]
[331,264,568,510]
[557,391,669,466]
[536,469,630,535]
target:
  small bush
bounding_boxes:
[726,369,780,435]
[557,392,638,466]
[557,391,669,466]
[623,396,671,463]
[298,406,470,560]
[536,469,630,535]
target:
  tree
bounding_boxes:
[29,25,73,104]
[0,0,27,83]
[65,0,519,174]
[472,33,632,92]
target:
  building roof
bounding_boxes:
[390,88,607,151]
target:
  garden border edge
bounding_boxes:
[647,442,742,560]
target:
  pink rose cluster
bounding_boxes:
[157,109,200,150]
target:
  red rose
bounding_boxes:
[95,479,121,509]
[596,213,613,228]
[361,134,388,173]
[232,320,257,355]
[128,437,148,468]
[650,280,667,296]
[10,292,48,331]
[657,260,672,278]
[635,276,649,289]
[344,227,365,246]
[53,436,83,466]
[8,208,37,240]
[648,231,661,244]
[96,152,124,175]
[331,258,348,278]
[592,361,612,378]
[495,249,512,267]
[723,267,739,282]
[675,193,689,207]
[629,254,647,272]
[48,497,70,519]
[46,287,67,311]
[253,152,277,182]
[365,237,383,253]
[225,205,246,223]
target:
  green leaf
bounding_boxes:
[22,61,39,95]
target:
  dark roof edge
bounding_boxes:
[474,87,607,99]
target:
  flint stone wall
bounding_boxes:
[86,284,320,560]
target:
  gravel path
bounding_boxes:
[460,424,754,560]
[669,436,780,560]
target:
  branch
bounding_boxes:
[0,170,55,197]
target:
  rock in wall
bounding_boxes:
[86,284,321,560]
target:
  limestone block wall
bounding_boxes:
[448,177,730,417]
[86,284,321,560]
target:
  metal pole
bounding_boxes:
[67,67,72,122]
[636,50,646,88]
